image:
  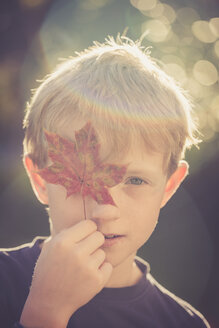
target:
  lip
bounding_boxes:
[102,234,125,248]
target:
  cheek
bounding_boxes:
[134,204,159,238]
[121,188,164,245]
[129,206,160,251]
[121,185,165,213]
[47,185,84,233]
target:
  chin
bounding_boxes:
[104,250,136,269]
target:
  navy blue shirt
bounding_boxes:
[0,238,210,328]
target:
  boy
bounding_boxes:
[0,36,210,327]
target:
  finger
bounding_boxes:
[59,220,97,244]
[90,249,106,269]
[99,262,113,285]
[76,231,104,255]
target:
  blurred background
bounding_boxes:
[0,0,218,326]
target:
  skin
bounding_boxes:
[21,131,188,328]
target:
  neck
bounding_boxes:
[105,253,143,288]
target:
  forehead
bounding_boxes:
[115,147,166,181]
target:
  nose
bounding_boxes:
[89,203,120,223]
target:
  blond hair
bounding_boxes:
[23,35,201,177]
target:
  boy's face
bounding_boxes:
[44,143,172,268]
[26,122,187,272]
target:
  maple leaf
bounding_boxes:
[37,122,127,212]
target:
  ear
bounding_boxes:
[23,155,49,205]
[161,160,189,208]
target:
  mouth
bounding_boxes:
[104,234,122,239]
[102,234,125,247]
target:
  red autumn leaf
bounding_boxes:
[37,122,127,206]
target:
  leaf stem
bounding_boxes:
[82,196,87,220]
[81,123,91,221]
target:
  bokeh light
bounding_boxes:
[161,4,176,24]
[193,60,218,86]
[130,0,157,11]
[146,3,164,18]
[192,20,217,43]
[164,63,187,84]
[209,17,219,38]
[127,1,219,146]
[142,19,171,42]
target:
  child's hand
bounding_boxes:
[20,220,112,328]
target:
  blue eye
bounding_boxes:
[125,177,146,185]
